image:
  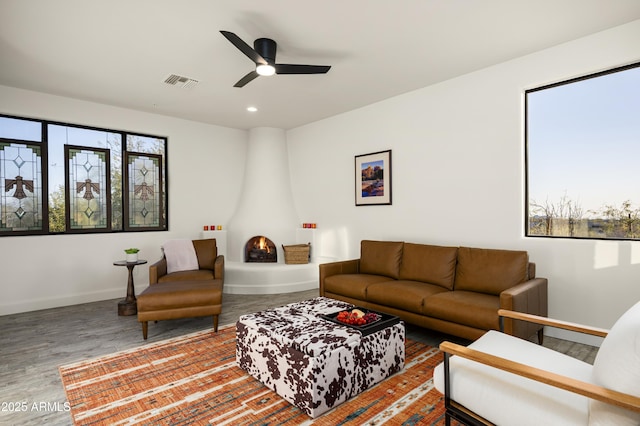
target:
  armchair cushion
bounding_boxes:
[434,330,593,425]
[193,239,218,270]
[589,301,640,425]
[157,269,214,283]
[162,239,199,274]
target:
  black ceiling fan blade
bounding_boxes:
[275,64,331,75]
[234,70,260,88]
[220,30,267,65]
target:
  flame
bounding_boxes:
[255,236,271,253]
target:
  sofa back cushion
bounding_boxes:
[589,300,640,425]
[360,240,403,279]
[454,247,528,295]
[193,238,217,270]
[399,243,458,289]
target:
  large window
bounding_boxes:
[526,62,640,240]
[0,115,167,236]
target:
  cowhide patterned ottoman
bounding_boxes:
[236,297,405,418]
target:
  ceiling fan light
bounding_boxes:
[256,64,275,76]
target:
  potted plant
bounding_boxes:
[124,248,140,263]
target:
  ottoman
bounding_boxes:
[236,297,405,418]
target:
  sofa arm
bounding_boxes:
[319,259,360,296]
[148,258,167,284]
[214,255,224,283]
[499,277,548,339]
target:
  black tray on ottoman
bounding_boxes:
[320,308,401,336]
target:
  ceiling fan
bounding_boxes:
[220,30,331,88]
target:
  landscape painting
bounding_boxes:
[355,150,392,206]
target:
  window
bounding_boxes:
[0,115,167,235]
[526,62,640,240]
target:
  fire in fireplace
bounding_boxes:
[245,236,277,263]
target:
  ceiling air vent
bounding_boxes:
[163,74,199,89]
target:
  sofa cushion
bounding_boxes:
[398,243,458,290]
[423,291,500,331]
[323,274,391,300]
[454,247,528,295]
[360,240,403,279]
[367,280,449,314]
[589,300,640,425]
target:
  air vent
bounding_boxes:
[163,74,199,89]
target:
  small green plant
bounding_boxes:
[124,248,140,254]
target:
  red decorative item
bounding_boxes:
[335,309,380,326]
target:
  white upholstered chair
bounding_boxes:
[434,301,640,425]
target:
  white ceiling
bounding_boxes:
[1,0,640,130]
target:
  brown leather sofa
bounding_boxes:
[319,240,548,342]
[137,239,224,339]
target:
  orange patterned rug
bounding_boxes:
[59,324,449,425]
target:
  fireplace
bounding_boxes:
[245,236,277,263]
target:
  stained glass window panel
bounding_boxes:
[126,153,163,230]
[65,146,111,231]
[0,141,44,232]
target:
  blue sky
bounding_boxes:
[527,64,640,217]
[362,160,384,170]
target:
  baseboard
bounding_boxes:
[0,288,124,316]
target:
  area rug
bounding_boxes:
[59,324,449,425]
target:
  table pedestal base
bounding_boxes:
[118,299,137,316]
[113,259,147,316]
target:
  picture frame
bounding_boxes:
[355,149,392,206]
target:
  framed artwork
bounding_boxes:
[355,149,392,206]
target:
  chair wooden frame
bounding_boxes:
[440,309,640,426]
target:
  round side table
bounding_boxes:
[113,259,147,316]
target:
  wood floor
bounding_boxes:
[0,289,598,425]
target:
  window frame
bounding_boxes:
[0,114,168,236]
[524,61,640,241]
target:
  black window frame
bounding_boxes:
[525,61,640,241]
[0,114,168,236]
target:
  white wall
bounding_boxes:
[287,20,640,345]
[3,20,640,345]
[0,86,247,315]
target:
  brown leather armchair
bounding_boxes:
[149,238,224,284]
[137,238,224,339]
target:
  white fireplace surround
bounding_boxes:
[223,127,320,294]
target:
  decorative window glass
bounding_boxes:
[125,152,164,230]
[0,140,45,233]
[65,146,111,231]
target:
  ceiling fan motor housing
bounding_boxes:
[254,38,277,63]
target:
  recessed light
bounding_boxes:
[247,106,258,112]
